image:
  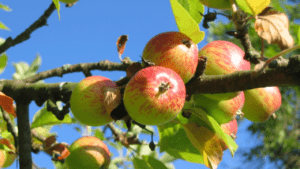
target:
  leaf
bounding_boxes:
[0,3,12,12]
[0,38,5,45]
[31,103,74,129]
[133,157,152,169]
[101,86,122,115]
[0,21,10,31]
[143,155,169,169]
[0,92,16,117]
[181,108,238,155]
[183,123,223,169]
[235,0,270,15]
[175,0,204,24]
[158,121,205,164]
[116,35,128,59]
[52,0,61,20]
[28,54,42,73]
[297,26,300,45]
[0,53,8,75]
[255,11,294,50]
[170,0,205,43]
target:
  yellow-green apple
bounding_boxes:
[0,138,17,168]
[242,86,282,122]
[142,31,198,83]
[193,91,245,124]
[59,0,78,4]
[199,0,231,10]
[65,136,111,169]
[123,66,186,125]
[220,119,238,150]
[198,40,250,100]
[70,76,115,126]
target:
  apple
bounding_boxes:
[123,66,186,125]
[193,91,245,124]
[198,40,250,100]
[0,138,17,168]
[65,136,111,169]
[59,0,78,4]
[220,119,238,150]
[199,0,231,10]
[70,76,115,126]
[142,31,198,83]
[242,86,282,122]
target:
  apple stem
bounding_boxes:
[182,39,192,48]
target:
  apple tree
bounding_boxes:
[0,0,300,169]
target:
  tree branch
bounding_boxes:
[0,2,56,54]
[1,108,18,153]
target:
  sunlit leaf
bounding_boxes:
[236,0,271,15]
[133,157,151,169]
[52,0,61,20]
[28,54,42,73]
[0,21,10,31]
[255,11,294,50]
[170,0,205,43]
[0,3,11,12]
[176,0,204,24]
[143,155,169,169]
[0,92,16,117]
[0,53,8,75]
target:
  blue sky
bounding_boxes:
[1,1,280,169]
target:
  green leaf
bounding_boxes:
[297,26,300,45]
[0,3,12,12]
[235,0,271,15]
[170,0,205,43]
[94,128,105,141]
[158,122,204,164]
[176,0,204,24]
[133,157,152,169]
[183,107,238,156]
[160,152,177,163]
[28,54,42,73]
[0,53,8,75]
[31,102,74,129]
[52,0,61,20]
[0,21,10,31]
[143,155,169,169]
[0,38,5,46]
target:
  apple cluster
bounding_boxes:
[68,31,282,166]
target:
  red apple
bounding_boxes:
[142,31,198,83]
[70,76,116,126]
[199,0,231,10]
[220,119,238,150]
[198,40,250,100]
[242,86,282,122]
[194,92,245,124]
[65,136,111,169]
[123,66,186,125]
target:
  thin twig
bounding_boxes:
[0,2,56,54]
[0,107,18,153]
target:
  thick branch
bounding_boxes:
[16,101,32,169]
[0,2,56,54]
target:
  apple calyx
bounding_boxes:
[182,39,192,48]
[158,82,170,94]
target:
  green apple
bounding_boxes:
[242,86,282,122]
[65,136,111,169]
[123,66,186,125]
[194,91,245,124]
[142,31,199,83]
[198,40,250,101]
[70,76,115,126]
[0,138,17,168]
[199,0,231,10]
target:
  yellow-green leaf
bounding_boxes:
[170,0,205,43]
[52,0,61,20]
[236,0,271,15]
[0,21,9,31]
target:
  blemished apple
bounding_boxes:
[70,76,115,126]
[242,86,282,122]
[123,66,186,125]
[193,91,245,124]
[199,0,231,10]
[220,119,238,150]
[65,136,111,169]
[0,138,17,168]
[59,0,78,4]
[142,31,199,83]
[198,40,250,100]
